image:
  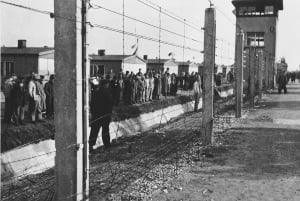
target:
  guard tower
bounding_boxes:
[232,0,283,89]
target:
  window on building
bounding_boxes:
[247,32,265,47]
[1,61,4,76]
[1,61,15,77]
[90,64,105,77]
[238,5,275,16]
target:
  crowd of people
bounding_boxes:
[88,68,204,152]
[90,68,206,107]
[287,71,300,83]
[3,73,54,125]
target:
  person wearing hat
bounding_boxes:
[89,78,114,152]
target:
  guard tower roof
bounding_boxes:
[232,0,283,10]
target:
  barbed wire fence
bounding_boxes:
[0,0,240,200]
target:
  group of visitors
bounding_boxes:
[88,68,204,152]
[3,73,54,125]
[90,68,205,107]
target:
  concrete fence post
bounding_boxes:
[202,7,216,145]
[234,31,244,118]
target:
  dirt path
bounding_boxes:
[152,83,300,201]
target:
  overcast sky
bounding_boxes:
[1,0,299,70]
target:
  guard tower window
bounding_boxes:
[265,6,274,15]
[238,5,275,16]
[247,32,265,47]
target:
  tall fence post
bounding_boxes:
[202,7,216,145]
[234,31,244,118]
[258,50,263,99]
[54,0,85,200]
[265,55,270,90]
[249,47,255,108]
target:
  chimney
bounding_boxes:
[143,55,148,60]
[98,49,105,56]
[18,40,26,48]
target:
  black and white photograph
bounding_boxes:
[1,0,300,200]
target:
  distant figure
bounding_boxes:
[28,74,43,123]
[3,75,17,123]
[277,71,287,94]
[227,69,234,83]
[193,75,202,112]
[44,75,54,119]
[11,77,27,125]
[89,79,113,152]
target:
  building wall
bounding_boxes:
[123,63,146,74]
[146,63,164,73]
[164,64,178,74]
[178,65,189,76]
[90,60,122,76]
[38,58,54,75]
[1,54,38,77]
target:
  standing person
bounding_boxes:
[110,75,121,106]
[28,74,42,123]
[227,69,234,83]
[154,73,162,100]
[193,75,202,112]
[130,75,137,104]
[136,76,144,103]
[167,73,171,95]
[170,74,178,96]
[123,72,131,105]
[144,74,150,102]
[3,75,17,123]
[148,73,154,101]
[36,76,47,119]
[277,70,288,94]
[89,79,114,152]
[44,75,54,119]
[11,77,27,125]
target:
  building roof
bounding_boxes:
[176,61,199,66]
[90,54,146,64]
[1,47,54,55]
[146,59,169,64]
[232,0,283,10]
[89,54,132,61]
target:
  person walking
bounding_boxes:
[89,79,114,152]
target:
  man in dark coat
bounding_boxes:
[44,75,54,119]
[89,80,114,152]
[110,75,121,106]
[277,71,288,94]
[11,77,27,125]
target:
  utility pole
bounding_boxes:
[234,31,244,118]
[202,7,215,145]
[82,0,90,200]
[54,0,87,200]
[249,47,255,108]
